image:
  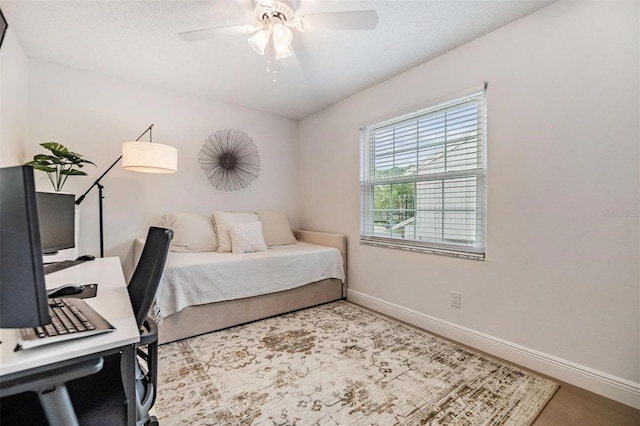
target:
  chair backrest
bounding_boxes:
[128,227,173,329]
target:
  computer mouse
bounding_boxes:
[47,284,85,298]
[76,254,96,261]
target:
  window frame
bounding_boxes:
[359,86,487,260]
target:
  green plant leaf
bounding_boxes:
[50,149,72,160]
[41,142,69,155]
[60,169,88,176]
[26,159,52,168]
[29,164,58,173]
[60,151,95,166]
[31,154,57,163]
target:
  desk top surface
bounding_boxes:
[0,257,140,377]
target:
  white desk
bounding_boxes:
[0,257,140,424]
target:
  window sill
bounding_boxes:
[360,238,485,260]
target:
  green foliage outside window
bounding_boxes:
[373,166,415,225]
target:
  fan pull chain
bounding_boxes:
[265,41,277,83]
[266,60,277,83]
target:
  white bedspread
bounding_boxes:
[154,242,344,319]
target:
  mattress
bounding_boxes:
[154,242,344,319]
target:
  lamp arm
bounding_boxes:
[75,155,122,205]
[74,124,154,205]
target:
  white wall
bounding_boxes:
[5,0,638,407]
[0,26,28,166]
[28,60,299,277]
[299,1,639,406]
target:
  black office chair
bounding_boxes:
[73,226,173,425]
[126,226,173,425]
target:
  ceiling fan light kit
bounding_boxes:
[178,0,378,74]
[272,24,293,60]
[248,1,295,60]
[248,29,270,55]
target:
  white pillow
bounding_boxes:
[212,211,260,253]
[229,221,268,254]
[257,211,297,246]
[162,212,217,252]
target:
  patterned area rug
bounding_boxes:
[155,301,558,425]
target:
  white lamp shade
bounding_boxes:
[275,42,293,60]
[272,24,293,60]
[248,29,270,55]
[272,24,292,46]
[122,142,178,174]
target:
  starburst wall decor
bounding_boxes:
[198,129,260,191]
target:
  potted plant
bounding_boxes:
[26,142,95,192]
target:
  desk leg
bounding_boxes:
[120,344,137,426]
[38,384,79,426]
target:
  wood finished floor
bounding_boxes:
[534,380,639,426]
[354,303,639,426]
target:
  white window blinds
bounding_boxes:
[360,87,487,259]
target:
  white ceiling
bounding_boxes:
[1,0,554,120]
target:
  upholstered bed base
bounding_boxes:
[156,230,347,344]
[158,278,343,344]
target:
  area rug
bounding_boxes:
[154,301,558,425]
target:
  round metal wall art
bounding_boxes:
[199,129,260,191]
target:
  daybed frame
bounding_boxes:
[151,230,347,344]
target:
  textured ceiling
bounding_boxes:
[1,0,554,120]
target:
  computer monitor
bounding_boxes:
[0,165,51,328]
[36,192,76,255]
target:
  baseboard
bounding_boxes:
[347,289,640,409]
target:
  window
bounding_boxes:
[360,87,486,259]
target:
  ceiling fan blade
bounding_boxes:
[178,24,259,42]
[295,10,378,32]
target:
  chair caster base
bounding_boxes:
[144,415,159,426]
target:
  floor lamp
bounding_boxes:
[75,124,177,257]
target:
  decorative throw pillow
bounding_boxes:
[256,211,297,246]
[212,211,260,253]
[162,212,217,252]
[229,221,268,254]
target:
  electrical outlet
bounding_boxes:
[450,291,461,308]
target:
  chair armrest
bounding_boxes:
[139,316,158,346]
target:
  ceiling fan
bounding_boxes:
[178,0,378,62]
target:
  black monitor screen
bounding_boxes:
[0,165,50,328]
[36,192,75,255]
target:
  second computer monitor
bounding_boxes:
[36,191,75,255]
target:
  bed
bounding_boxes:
[134,212,346,344]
